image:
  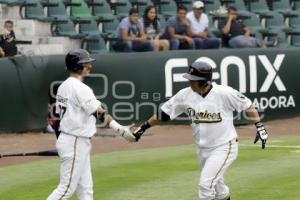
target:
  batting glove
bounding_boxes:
[254,122,268,149]
[134,121,151,142]
[109,120,136,142]
[120,124,136,142]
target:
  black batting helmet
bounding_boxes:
[65,49,96,72]
[183,61,212,84]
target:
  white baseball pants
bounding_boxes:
[47,133,93,200]
[197,139,238,200]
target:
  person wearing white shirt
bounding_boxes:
[47,49,136,200]
[186,1,220,49]
[133,61,268,200]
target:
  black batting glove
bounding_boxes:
[133,121,151,142]
[254,122,268,149]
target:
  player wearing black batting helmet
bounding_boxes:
[47,48,136,200]
[133,60,269,200]
[65,49,96,72]
[183,61,212,87]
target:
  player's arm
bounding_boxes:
[133,109,171,141]
[93,107,136,142]
[246,106,268,149]
[225,88,268,149]
[134,89,185,141]
[121,28,144,42]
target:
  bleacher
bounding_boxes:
[0,0,300,55]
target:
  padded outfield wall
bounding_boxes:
[0,48,299,132]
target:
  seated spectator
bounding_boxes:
[219,7,260,48]
[0,20,17,56]
[187,1,220,49]
[113,8,153,52]
[141,5,169,51]
[162,6,195,50]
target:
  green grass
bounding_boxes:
[1,136,300,200]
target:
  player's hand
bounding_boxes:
[133,121,151,142]
[254,122,268,149]
[109,120,136,142]
[133,126,145,142]
[119,124,136,142]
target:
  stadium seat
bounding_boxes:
[0,0,28,6]
[21,0,52,21]
[265,12,289,31]
[51,19,84,38]
[79,19,101,36]
[271,0,298,18]
[291,34,300,47]
[101,16,119,39]
[204,0,221,14]
[263,12,290,47]
[70,0,94,21]
[294,0,300,11]
[62,0,81,7]
[136,0,153,16]
[289,11,300,29]
[204,0,227,20]
[82,35,108,53]
[47,0,70,22]
[243,13,265,40]
[248,0,273,18]
[207,15,221,38]
[114,0,132,20]
[160,0,177,18]
[158,14,167,31]
[174,0,193,11]
[129,0,148,7]
[92,0,115,22]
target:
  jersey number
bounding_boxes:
[59,105,67,119]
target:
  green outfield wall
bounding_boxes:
[0,48,299,132]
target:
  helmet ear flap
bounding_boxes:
[72,54,84,72]
[66,53,84,72]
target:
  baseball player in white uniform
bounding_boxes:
[47,49,136,200]
[133,61,268,200]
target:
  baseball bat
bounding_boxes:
[0,149,58,158]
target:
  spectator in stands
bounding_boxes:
[141,5,169,51]
[162,5,195,50]
[0,20,17,56]
[113,8,153,52]
[219,7,260,48]
[187,1,220,49]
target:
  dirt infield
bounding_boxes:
[0,117,299,167]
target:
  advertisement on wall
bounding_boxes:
[1,48,299,131]
[48,49,298,124]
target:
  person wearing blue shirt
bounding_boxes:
[113,8,153,52]
[162,6,195,50]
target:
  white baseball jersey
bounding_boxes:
[187,12,209,34]
[161,84,252,148]
[56,77,101,138]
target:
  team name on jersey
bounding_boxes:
[187,108,222,124]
